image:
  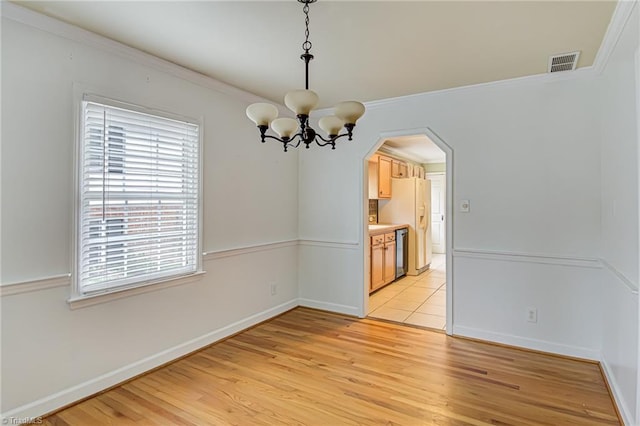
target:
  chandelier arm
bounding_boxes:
[313,138,335,148]
[315,132,350,150]
[261,132,305,152]
[315,133,345,143]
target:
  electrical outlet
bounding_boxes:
[270,283,278,296]
[460,200,470,213]
[526,307,537,323]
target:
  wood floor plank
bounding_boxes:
[42,308,620,425]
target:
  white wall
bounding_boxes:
[1,8,298,419]
[597,3,640,425]
[299,69,604,357]
[3,2,639,423]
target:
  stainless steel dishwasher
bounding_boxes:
[395,228,408,279]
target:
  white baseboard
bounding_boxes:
[298,298,360,317]
[0,299,298,422]
[600,358,635,426]
[453,325,600,361]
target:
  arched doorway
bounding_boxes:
[362,127,454,335]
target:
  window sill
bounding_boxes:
[67,271,206,309]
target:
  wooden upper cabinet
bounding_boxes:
[378,156,392,199]
[368,158,378,199]
[391,160,399,178]
[391,160,408,178]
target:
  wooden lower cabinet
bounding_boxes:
[370,232,397,293]
[383,239,396,285]
[370,237,385,290]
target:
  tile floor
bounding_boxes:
[368,254,446,330]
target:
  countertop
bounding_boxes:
[368,223,410,236]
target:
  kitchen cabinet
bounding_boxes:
[370,232,396,293]
[392,160,408,178]
[378,156,392,199]
[368,156,378,199]
[383,234,396,284]
[401,162,408,178]
[370,235,385,290]
[368,154,392,199]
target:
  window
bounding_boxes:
[76,95,201,297]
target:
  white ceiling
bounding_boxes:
[15,0,616,111]
[12,1,616,163]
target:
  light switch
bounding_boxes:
[460,200,470,213]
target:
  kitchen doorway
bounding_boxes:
[363,129,453,335]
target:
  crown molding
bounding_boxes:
[592,0,638,75]
[361,66,598,112]
[377,145,430,165]
[1,1,286,111]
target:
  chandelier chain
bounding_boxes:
[302,2,312,53]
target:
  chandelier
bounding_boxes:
[246,0,365,152]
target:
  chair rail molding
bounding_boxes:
[298,239,360,250]
[2,241,299,298]
[203,240,298,261]
[0,274,71,297]
[453,248,601,269]
[600,258,639,294]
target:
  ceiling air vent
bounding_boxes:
[548,51,580,73]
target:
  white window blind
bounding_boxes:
[77,97,200,295]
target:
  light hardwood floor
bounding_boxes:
[43,308,620,425]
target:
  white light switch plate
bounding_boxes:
[460,200,470,212]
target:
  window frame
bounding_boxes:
[70,93,203,307]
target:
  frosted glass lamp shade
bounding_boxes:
[318,116,345,136]
[246,103,278,126]
[334,101,365,124]
[284,90,319,115]
[271,118,299,138]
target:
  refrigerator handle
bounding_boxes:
[424,203,429,230]
[422,203,431,231]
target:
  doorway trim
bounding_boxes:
[362,127,454,335]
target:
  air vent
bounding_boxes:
[548,51,580,73]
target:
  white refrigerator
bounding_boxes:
[379,177,432,276]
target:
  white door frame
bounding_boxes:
[362,127,454,335]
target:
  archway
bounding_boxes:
[361,127,454,335]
